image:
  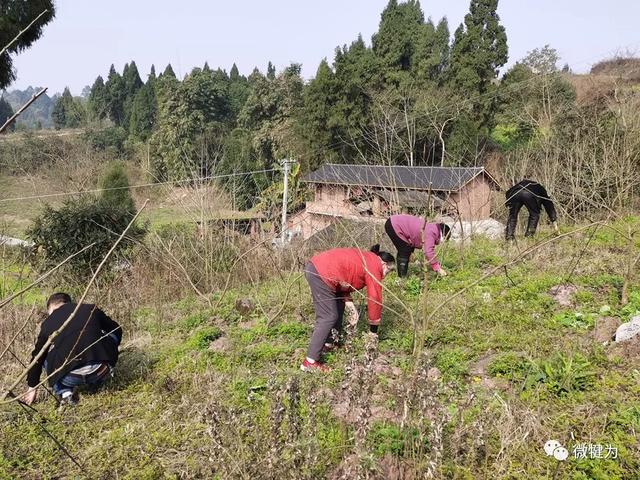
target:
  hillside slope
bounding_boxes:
[1,218,639,479]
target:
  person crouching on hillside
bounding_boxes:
[22,293,122,406]
[385,214,451,278]
[301,245,395,372]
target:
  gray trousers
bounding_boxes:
[305,262,346,361]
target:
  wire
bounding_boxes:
[0,168,279,203]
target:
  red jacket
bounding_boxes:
[310,248,384,324]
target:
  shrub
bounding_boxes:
[84,126,128,156]
[27,162,144,279]
[27,196,145,279]
[100,162,135,214]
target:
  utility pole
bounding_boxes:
[280,158,296,244]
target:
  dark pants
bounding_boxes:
[385,219,414,277]
[506,190,541,239]
[52,363,112,398]
[49,333,119,398]
[305,262,347,361]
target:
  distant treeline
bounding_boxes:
[4,0,639,214]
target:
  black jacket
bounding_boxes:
[506,179,557,222]
[27,303,122,387]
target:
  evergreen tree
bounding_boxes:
[99,162,136,214]
[372,0,425,76]
[228,64,250,123]
[88,75,108,121]
[230,63,240,81]
[122,60,143,127]
[152,68,231,179]
[413,17,450,83]
[123,60,143,94]
[203,61,211,73]
[162,63,176,79]
[105,65,126,125]
[129,82,157,141]
[448,0,508,131]
[239,63,304,170]
[149,64,157,81]
[0,1,56,89]
[331,35,381,142]
[248,67,264,85]
[300,59,338,170]
[0,96,15,133]
[52,87,83,129]
[267,61,276,80]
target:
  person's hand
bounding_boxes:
[437,268,448,277]
[345,301,359,326]
[22,387,37,406]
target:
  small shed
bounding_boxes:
[289,164,499,240]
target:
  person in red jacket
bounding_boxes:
[301,244,395,372]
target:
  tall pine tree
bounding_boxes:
[105,65,126,125]
[88,75,108,121]
[52,87,83,129]
[372,0,425,79]
[162,63,176,79]
[448,0,508,131]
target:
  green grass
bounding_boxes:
[1,216,639,478]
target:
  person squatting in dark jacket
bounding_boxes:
[22,293,122,406]
[385,214,451,278]
[505,179,558,240]
[301,245,395,372]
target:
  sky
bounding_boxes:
[9,0,640,95]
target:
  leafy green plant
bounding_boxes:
[619,291,640,320]
[526,353,597,395]
[404,276,422,297]
[554,311,595,330]
[367,422,425,457]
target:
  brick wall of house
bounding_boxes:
[307,184,358,217]
[448,176,492,220]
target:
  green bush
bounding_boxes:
[27,162,145,278]
[84,126,129,156]
[27,196,145,279]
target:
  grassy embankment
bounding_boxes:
[0,217,639,479]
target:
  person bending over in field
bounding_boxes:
[22,293,122,406]
[505,179,558,240]
[301,245,395,372]
[384,214,451,278]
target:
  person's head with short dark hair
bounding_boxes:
[370,244,396,277]
[439,223,452,242]
[46,292,72,314]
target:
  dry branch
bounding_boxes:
[0,88,48,134]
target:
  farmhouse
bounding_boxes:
[289,164,500,240]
